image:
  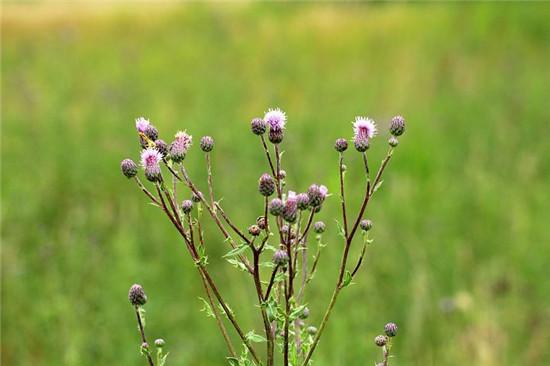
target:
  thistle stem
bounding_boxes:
[134,306,155,366]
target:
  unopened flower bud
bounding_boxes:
[389,115,405,136]
[128,284,147,306]
[375,335,388,347]
[360,219,373,231]
[256,216,267,230]
[388,136,399,147]
[121,159,138,178]
[269,128,284,144]
[313,221,325,233]
[251,118,267,135]
[154,339,165,348]
[144,125,158,141]
[307,184,328,208]
[248,225,261,236]
[191,191,203,203]
[273,249,289,266]
[155,139,168,156]
[354,138,370,152]
[299,307,310,319]
[269,198,284,216]
[278,170,287,180]
[384,322,398,337]
[282,191,298,223]
[341,164,347,172]
[181,200,193,214]
[334,138,348,152]
[307,326,317,335]
[142,342,149,350]
[296,193,309,210]
[258,174,276,197]
[200,136,214,152]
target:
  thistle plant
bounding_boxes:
[121,109,406,365]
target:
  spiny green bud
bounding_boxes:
[154,339,166,348]
[200,136,214,152]
[121,159,138,178]
[181,200,193,214]
[388,136,399,147]
[374,335,388,347]
[389,115,405,136]
[248,225,261,236]
[129,284,147,306]
[360,219,373,231]
[384,322,398,337]
[313,221,326,234]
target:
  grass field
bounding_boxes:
[2,3,550,365]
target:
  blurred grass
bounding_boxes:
[2,3,550,365]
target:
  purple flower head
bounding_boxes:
[120,159,138,178]
[264,108,286,131]
[135,117,151,133]
[169,131,192,163]
[296,193,310,210]
[307,184,328,208]
[353,117,377,151]
[128,284,147,306]
[140,148,163,182]
[273,249,289,266]
[269,198,284,216]
[282,191,298,223]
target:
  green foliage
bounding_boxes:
[2,3,550,366]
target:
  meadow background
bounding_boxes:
[2,3,550,365]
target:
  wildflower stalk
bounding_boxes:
[339,153,349,238]
[301,148,395,366]
[134,306,155,366]
[145,182,261,363]
[205,153,215,210]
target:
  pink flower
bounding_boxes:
[140,148,163,181]
[283,191,298,223]
[353,117,377,140]
[264,108,287,131]
[135,117,151,133]
[169,131,193,163]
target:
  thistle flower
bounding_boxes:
[269,198,284,216]
[384,322,398,337]
[154,339,166,348]
[121,159,138,178]
[296,193,310,210]
[200,136,214,152]
[282,191,298,223]
[140,148,163,182]
[169,131,192,163]
[135,117,150,133]
[313,221,326,233]
[374,335,388,347]
[307,184,328,208]
[353,116,377,152]
[334,138,348,152]
[389,115,405,136]
[265,108,286,144]
[251,118,267,135]
[155,139,168,156]
[128,284,147,306]
[258,173,276,197]
[181,200,193,214]
[360,219,373,231]
[273,249,289,266]
[248,225,261,236]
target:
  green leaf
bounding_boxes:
[373,180,384,193]
[342,270,353,288]
[223,243,250,258]
[245,330,267,343]
[226,258,249,272]
[227,357,240,366]
[198,297,215,318]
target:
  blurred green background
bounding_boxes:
[2,3,550,365]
